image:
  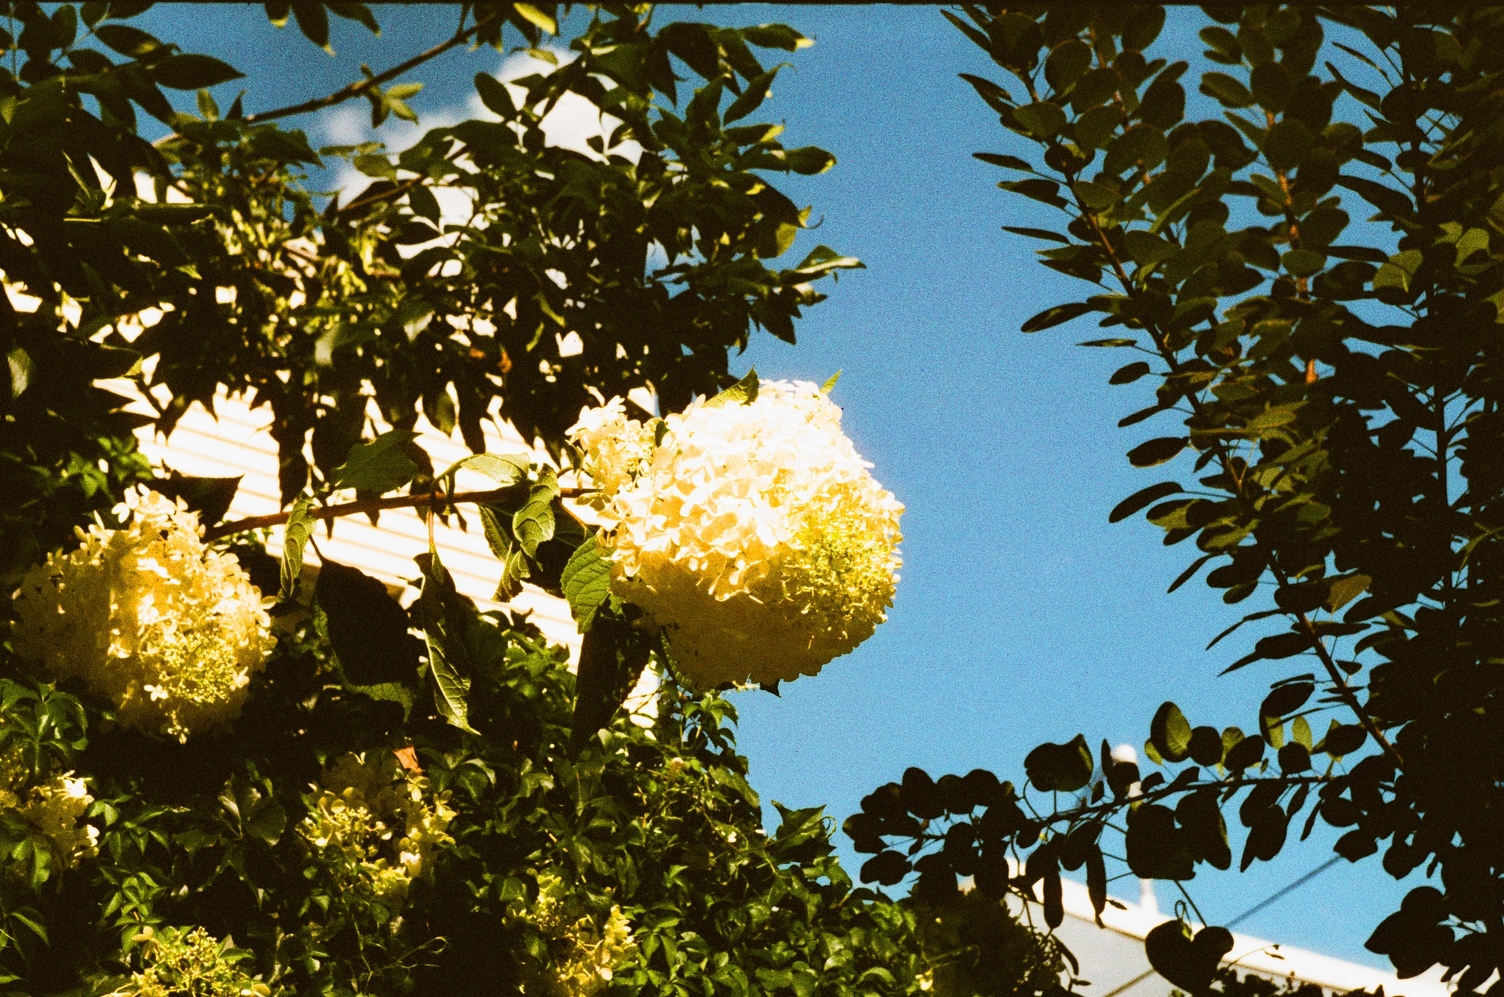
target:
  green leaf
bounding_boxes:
[474,72,515,117]
[1200,72,1254,108]
[1024,733,1093,792]
[1261,681,1314,719]
[332,429,419,493]
[92,23,164,57]
[1022,301,1093,332]
[562,536,613,632]
[724,66,780,124]
[279,495,314,602]
[820,370,841,394]
[315,559,422,687]
[1146,921,1233,994]
[1123,231,1177,267]
[742,23,811,51]
[5,348,31,400]
[703,368,760,408]
[1224,734,1265,771]
[1326,573,1371,613]
[244,797,287,846]
[417,552,478,735]
[477,504,512,561]
[786,244,863,277]
[1074,105,1125,150]
[780,146,836,175]
[1014,101,1067,139]
[975,152,1033,171]
[151,474,242,528]
[1374,249,1422,295]
[511,2,557,35]
[1323,724,1366,758]
[570,610,653,750]
[1110,360,1153,385]
[440,452,530,488]
[150,53,244,90]
[1150,702,1193,762]
[1127,437,1187,467]
[1110,481,1181,523]
[290,0,331,49]
[512,472,559,557]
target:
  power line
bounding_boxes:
[1226,856,1343,929]
[1093,857,1344,997]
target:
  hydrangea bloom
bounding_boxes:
[523,871,638,997]
[0,751,98,871]
[299,751,455,904]
[9,489,274,742]
[569,380,903,689]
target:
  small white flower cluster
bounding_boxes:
[117,925,273,997]
[523,871,638,997]
[10,489,275,742]
[569,380,903,689]
[0,750,99,871]
[299,751,455,904]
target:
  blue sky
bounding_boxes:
[144,4,1418,968]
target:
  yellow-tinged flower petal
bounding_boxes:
[569,380,902,689]
[10,488,275,741]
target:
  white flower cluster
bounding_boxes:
[299,751,455,904]
[524,871,638,997]
[0,750,98,871]
[118,925,273,997]
[10,489,274,742]
[569,381,903,689]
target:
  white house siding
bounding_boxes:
[128,389,658,723]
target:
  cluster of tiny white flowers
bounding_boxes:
[299,751,455,904]
[523,871,638,997]
[569,380,902,689]
[0,748,99,871]
[10,489,274,743]
[117,925,273,997]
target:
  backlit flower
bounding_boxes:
[10,489,274,742]
[569,380,902,688]
[299,751,455,904]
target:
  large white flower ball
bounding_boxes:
[10,489,275,742]
[570,380,903,689]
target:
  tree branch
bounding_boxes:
[1048,125,1407,770]
[243,10,501,125]
[203,485,586,542]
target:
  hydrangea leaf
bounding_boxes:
[331,429,420,494]
[279,494,314,602]
[570,610,653,750]
[512,471,558,557]
[416,551,479,735]
[562,536,613,632]
[439,452,530,488]
[703,368,759,408]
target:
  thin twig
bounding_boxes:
[243,11,501,124]
[203,485,585,542]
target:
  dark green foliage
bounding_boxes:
[0,0,859,570]
[852,5,1504,992]
[0,602,958,995]
[0,4,1071,995]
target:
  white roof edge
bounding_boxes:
[1049,878,1453,997]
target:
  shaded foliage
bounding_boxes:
[0,3,1071,995]
[852,5,1504,996]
